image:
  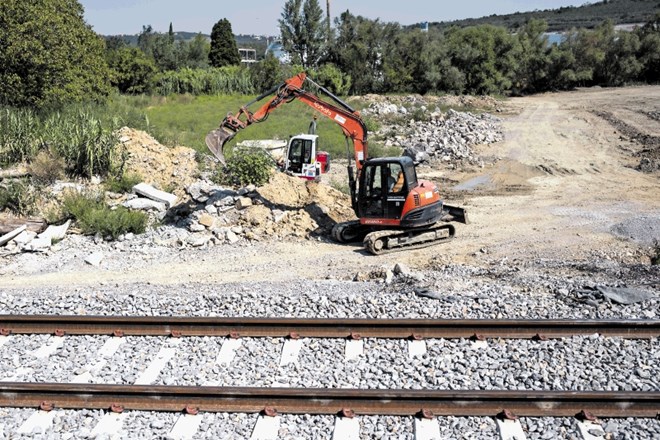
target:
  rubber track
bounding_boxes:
[364,224,455,255]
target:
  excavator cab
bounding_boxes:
[358,157,416,220]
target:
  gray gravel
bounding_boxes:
[1,334,657,392]
[0,232,658,438]
[0,330,656,438]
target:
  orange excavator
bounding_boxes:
[206,73,468,254]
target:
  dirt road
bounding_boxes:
[1,86,659,288]
[444,86,660,263]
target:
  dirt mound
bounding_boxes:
[117,127,198,198]
[256,172,311,208]
[257,172,354,221]
[242,172,355,238]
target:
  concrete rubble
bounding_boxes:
[132,182,178,208]
[361,97,503,165]
[0,225,26,247]
[0,220,71,253]
[391,109,502,165]
[0,99,506,256]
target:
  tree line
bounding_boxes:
[1,0,659,111]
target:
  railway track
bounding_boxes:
[1,315,658,339]
[0,315,657,438]
[0,382,658,418]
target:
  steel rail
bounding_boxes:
[0,315,657,339]
[0,383,657,418]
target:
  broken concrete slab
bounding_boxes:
[205,204,218,215]
[414,288,444,300]
[393,263,412,277]
[12,230,37,246]
[22,237,51,252]
[0,225,26,246]
[85,252,104,267]
[123,198,167,212]
[132,182,178,208]
[37,220,71,243]
[226,230,240,244]
[198,214,215,228]
[192,225,208,234]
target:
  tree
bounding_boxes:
[106,47,157,94]
[444,25,518,95]
[310,63,352,95]
[209,18,240,67]
[0,0,112,109]
[382,28,432,94]
[328,12,391,94]
[514,19,551,93]
[137,25,179,71]
[181,34,210,69]
[279,0,326,68]
[250,53,285,93]
[637,13,660,83]
[601,30,641,86]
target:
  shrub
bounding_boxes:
[62,191,147,239]
[104,173,142,194]
[28,149,66,185]
[0,108,39,165]
[0,179,37,215]
[44,109,119,178]
[310,63,352,95]
[216,147,274,187]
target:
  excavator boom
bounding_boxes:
[206,73,368,171]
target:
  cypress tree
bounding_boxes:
[209,18,241,67]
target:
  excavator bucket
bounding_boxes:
[441,204,469,225]
[205,125,238,165]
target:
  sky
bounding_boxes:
[78,0,590,36]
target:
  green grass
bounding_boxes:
[120,94,389,160]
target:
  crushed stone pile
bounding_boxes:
[395,110,503,165]
[357,94,501,115]
[360,97,503,166]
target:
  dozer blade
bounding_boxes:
[205,126,238,164]
[442,204,469,224]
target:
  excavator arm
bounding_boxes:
[205,73,369,172]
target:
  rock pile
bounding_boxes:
[0,124,358,256]
[168,172,355,249]
[384,109,503,165]
[360,96,503,166]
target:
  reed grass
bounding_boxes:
[0,106,119,178]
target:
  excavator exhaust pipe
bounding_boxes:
[205,126,237,165]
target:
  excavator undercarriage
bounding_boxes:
[332,204,467,255]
